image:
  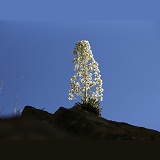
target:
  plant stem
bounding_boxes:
[83,58,87,104]
[85,74,87,103]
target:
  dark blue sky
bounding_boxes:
[1,0,160,131]
[0,0,160,20]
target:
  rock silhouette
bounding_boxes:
[0,105,160,140]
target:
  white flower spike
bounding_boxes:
[68,40,104,104]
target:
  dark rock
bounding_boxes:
[51,106,160,140]
[0,117,74,140]
[21,106,54,125]
[0,105,160,140]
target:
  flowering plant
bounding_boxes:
[68,40,104,116]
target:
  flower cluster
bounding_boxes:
[68,40,104,104]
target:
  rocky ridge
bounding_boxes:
[0,105,160,140]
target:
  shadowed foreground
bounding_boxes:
[0,106,160,140]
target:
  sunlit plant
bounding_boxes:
[0,81,3,95]
[0,76,23,115]
[68,40,104,116]
[13,96,22,116]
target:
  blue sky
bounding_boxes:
[1,20,160,132]
[1,1,160,131]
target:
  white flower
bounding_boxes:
[68,40,104,103]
